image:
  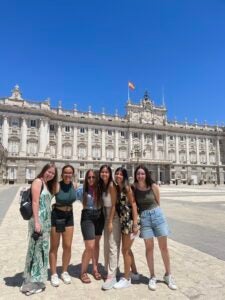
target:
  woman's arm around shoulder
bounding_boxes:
[31,178,43,233]
[107,182,117,233]
[151,183,160,205]
[126,186,139,233]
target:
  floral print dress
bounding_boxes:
[23,184,52,283]
[117,191,134,235]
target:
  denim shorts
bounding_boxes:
[140,206,169,239]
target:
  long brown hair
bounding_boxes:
[37,163,58,194]
[83,169,101,208]
[134,165,155,188]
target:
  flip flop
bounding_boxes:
[80,273,91,284]
[93,271,102,280]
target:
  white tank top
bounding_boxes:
[102,191,112,207]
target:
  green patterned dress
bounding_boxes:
[23,184,53,283]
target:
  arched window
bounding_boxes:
[179,150,186,163]
[209,152,215,164]
[168,150,175,162]
[190,151,197,163]
[92,146,101,159]
[200,151,206,163]
[63,143,72,158]
[106,146,114,160]
[119,147,127,159]
[27,139,38,155]
[49,143,56,158]
[8,139,19,155]
[78,144,87,159]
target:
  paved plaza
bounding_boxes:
[0,184,225,299]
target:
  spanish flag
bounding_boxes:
[128,81,135,90]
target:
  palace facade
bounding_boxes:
[0,85,224,184]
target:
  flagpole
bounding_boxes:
[128,83,130,101]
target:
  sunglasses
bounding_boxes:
[88,176,96,179]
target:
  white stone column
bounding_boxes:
[38,119,47,156]
[2,116,9,149]
[206,138,209,165]
[175,135,179,163]
[216,138,221,165]
[57,123,62,158]
[72,127,78,160]
[129,131,133,155]
[115,130,119,161]
[196,137,200,164]
[20,118,27,155]
[157,165,160,183]
[153,133,157,159]
[87,127,92,160]
[101,129,106,161]
[141,132,145,159]
[165,134,168,160]
[186,136,190,164]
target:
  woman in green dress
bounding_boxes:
[20,163,58,296]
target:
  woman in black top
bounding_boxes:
[49,165,77,287]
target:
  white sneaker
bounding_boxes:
[61,271,71,284]
[130,272,140,281]
[51,274,60,287]
[114,277,131,289]
[164,274,177,290]
[148,277,157,290]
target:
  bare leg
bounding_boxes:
[121,234,134,279]
[92,235,101,273]
[81,240,95,275]
[157,236,171,275]
[130,249,138,274]
[144,239,155,277]
[62,226,74,272]
[49,227,61,275]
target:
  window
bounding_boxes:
[8,140,19,154]
[94,129,99,135]
[180,136,184,141]
[120,131,125,137]
[80,128,85,134]
[78,145,87,159]
[79,170,85,180]
[30,120,36,127]
[169,136,174,140]
[92,146,101,159]
[133,132,138,138]
[27,141,38,155]
[106,147,114,160]
[63,144,72,158]
[65,126,70,133]
[50,124,55,131]
[26,168,35,180]
[157,134,162,140]
[11,118,19,127]
[108,130,112,136]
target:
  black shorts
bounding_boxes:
[80,208,104,240]
[51,208,74,227]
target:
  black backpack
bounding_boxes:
[20,182,43,220]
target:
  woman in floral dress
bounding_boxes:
[20,163,58,296]
[113,167,139,289]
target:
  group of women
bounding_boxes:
[20,163,176,296]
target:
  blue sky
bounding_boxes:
[0,0,225,125]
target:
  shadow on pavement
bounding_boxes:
[4,272,24,287]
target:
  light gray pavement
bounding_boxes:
[1,185,225,299]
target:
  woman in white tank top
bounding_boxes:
[98,165,121,290]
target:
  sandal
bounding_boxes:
[93,271,102,280]
[80,273,91,284]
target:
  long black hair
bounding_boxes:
[134,165,155,188]
[114,167,129,195]
[98,164,113,198]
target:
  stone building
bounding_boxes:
[0,85,224,184]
